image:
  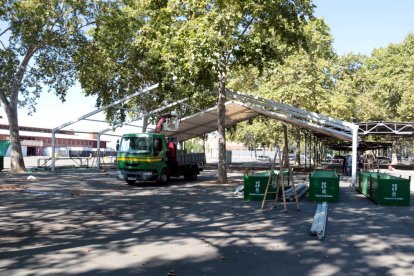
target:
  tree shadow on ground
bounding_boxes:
[0,169,413,275]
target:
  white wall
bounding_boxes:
[4,145,27,157]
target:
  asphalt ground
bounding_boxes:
[0,167,414,276]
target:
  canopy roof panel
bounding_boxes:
[162,91,357,142]
[162,102,259,141]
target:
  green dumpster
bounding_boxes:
[309,170,340,203]
[243,170,289,201]
[358,172,376,197]
[0,140,10,171]
[360,172,411,206]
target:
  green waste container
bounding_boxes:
[358,172,376,197]
[243,170,289,201]
[309,170,340,203]
[359,172,411,206]
[0,140,10,171]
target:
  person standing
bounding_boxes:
[342,156,347,174]
[346,155,352,176]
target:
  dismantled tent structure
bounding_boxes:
[50,84,360,185]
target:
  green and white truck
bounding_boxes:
[116,133,205,185]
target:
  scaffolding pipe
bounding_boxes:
[304,132,307,169]
[51,84,159,171]
[310,134,312,168]
[51,131,56,169]
[351,125,359,187]
[97,133,101,169]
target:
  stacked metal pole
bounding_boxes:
[310,202,328,240]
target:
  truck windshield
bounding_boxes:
[119,137,150,153]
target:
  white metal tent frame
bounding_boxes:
[50,84,359,186]
[161,90,359,185]
[229,91,359,187]
[51,83,159,170]
[358,122,414,136]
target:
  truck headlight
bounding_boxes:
[143,172,152,176]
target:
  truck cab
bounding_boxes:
[116,133,205,185]
[116,133,168,184]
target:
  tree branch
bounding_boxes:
[80,21,96,29]
[11,44,39,103]
[0,40,6,50]
[0,87,10,107]
[0,26,11,37]
[239,17,254,37]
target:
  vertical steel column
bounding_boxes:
[309,134,312,168]
[351,125,359,187]
[97,133,101,169]
[314,138,316,166]
[304,132,307,169]
[51,130,56,172]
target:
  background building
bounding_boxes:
[0,124,108,157]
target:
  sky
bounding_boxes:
[1,0,414,142]
[314,0,414,55]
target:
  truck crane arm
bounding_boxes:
[155,114,174,133]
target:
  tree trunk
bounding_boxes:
[141,100,149,133]
[0,45,37,173]
[282,125,289,167]
[217,69,227,183]
[254,139,257,158]
[142,114,149,133]
[295,127,301,166]
[4,103,26,173]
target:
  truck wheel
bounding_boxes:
[189,166,198,181]
[126,179,136,185]
[158,169,169,184]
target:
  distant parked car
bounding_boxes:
[376,156,391,164]
[331,155,344,164]
[257,155,272,162]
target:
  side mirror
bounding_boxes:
[116,140,120,151]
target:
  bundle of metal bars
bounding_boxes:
[285,184,308,201]
[310,202,328,240]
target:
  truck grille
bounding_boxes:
[126,162,141,168]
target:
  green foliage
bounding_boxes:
[0,0,94,172]
[329,53,372,121]
[228,18,334,147]
[141,0,314,82]
[256,19,334,111]
[74,1,165,125]
[227,118,283,149]
[366,34,414,121]
[184,138,204,153]
[0,0,91,112]
[329,34,414,122]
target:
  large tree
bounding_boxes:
[365,34,414,121]
[230,18,334,164]
[75,1,217,133]
[0,0,91,172]
[256,19,334,112]
[75,1,163,130]
[139,0,314,183]
[329,53,371,121]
